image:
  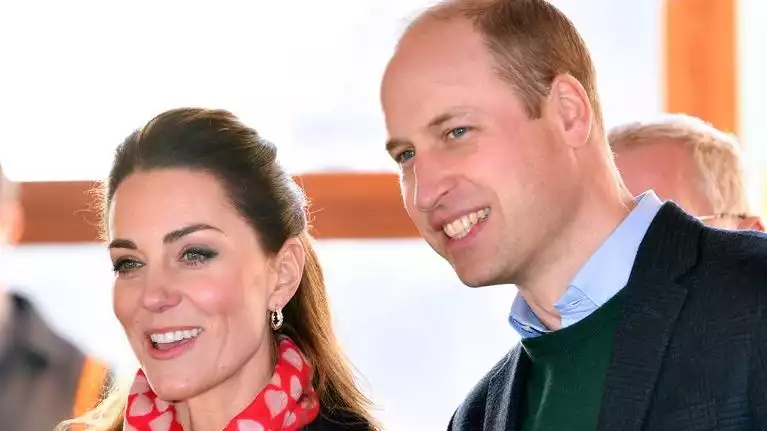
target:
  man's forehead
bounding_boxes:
[398,13,475,51]
[615,139,703,202]
[615,139,693,164]
[382,44,500,125]
[388,18,485,82]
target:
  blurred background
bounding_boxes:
[0,0,764,429]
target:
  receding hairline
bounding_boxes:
[609,114,751,214]
[399,0,491,44]
[608,115,741,154]
[394,0,606,133]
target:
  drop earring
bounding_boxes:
[270,307,283,331]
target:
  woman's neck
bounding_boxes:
[177,340,276,430]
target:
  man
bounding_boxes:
[380,0,767,430]
[0,163,112,431]
[611,114,763,231]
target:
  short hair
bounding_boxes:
[609,114,752,215]
[410,0,604,130]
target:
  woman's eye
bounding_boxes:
[112,259,143,275]
[395,149,415,164]
[180,247,218,266]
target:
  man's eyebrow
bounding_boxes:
[385,137,412,154]
[385,108,474,154]
[427,112,458,129]
[428,108,473,130]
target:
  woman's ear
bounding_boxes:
[267,236,306,310]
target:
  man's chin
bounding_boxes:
[452,258,515,288]
[453,263,491,288]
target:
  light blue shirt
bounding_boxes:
[509,191,664,338]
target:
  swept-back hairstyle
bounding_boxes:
[59,108,378,430]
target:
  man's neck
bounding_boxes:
[516,183,637,331]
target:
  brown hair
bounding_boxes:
[59,108,378,430]
[416,0,604,130]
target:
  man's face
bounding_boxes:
[614,140,750,230]
[615,140,709,212]
[381,18,580,287]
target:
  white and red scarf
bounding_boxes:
[124,336,320,431]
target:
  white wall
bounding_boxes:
[2,240,516,431]
[0,0,663,181]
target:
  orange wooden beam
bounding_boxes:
[665,0,737,135]
[17,173,418,243]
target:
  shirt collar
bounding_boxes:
[509,191,663,338]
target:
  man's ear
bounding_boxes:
[738,215,764,232]
[0,202,24,245]
[545,73,593,150]
[267,236,306,311]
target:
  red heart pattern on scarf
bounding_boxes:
[124,336,320,431]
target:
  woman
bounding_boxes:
[60,108,379,430]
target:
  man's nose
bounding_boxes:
[412,155,456,212]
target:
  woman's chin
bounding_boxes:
[145,374,205,402]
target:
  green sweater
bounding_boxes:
[519,291,625,431]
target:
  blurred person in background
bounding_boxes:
[611,114,764,231]
[0,163,111,431]
[61,108,379,431]
[380,0,767,430]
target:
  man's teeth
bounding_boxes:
[443,208,490,239]
[150,328,202,344]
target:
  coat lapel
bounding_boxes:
[597,277,687,431]
[484,344,529,431]
[597,202,701,431]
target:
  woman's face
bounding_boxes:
[108,168,302,402]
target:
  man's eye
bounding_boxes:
[395,149,415,164]
[448,127,470,139]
